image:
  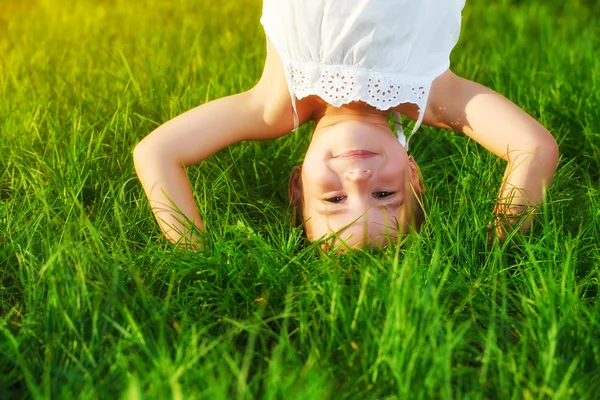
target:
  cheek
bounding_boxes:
[302,164,339,191]
[380,162,407,186]
[370,208,402,230]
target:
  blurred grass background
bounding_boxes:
[1,0,599,398]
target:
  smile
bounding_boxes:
[334,150,377,159]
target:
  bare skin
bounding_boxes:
[134,39,315,247]
[299,115,424,247]
[404,71,559,238]
[134,38,558,248]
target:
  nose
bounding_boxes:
[343,168,372,182]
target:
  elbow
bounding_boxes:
[133,134,185,182]
[538,134,560,171]
[133,137,164,177]
[517,128,559,170]
[132,139,150,174]
[508,130,560,184]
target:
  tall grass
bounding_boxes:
[1,0,599,398]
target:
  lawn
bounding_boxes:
[1,0,599,398]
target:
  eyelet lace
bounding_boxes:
[288,62,431,112]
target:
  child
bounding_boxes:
[134,0,559,249]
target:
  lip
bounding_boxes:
[334,150,378,159]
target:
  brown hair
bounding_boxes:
[409,188,426,233]
[288,164,426,238]
[289,165,305,227]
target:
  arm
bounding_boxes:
[419,70,559,237]
[133,40,305,248]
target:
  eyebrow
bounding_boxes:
[382,201,403,212]
[317,207,347,216]
[316,201,403,216]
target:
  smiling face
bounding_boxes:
[296,118,425,248]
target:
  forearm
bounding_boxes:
[132,49,305,247]
[132,93,260,248]
[494,143,559,233]
[134,152,203,247]
[422,70,559,236]
[133,93,256,248]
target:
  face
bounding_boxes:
[301,119,423,248]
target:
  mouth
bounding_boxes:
[334,150,378,159]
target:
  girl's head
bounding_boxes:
[289,117,425,248]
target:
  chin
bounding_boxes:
[311,119,398,151]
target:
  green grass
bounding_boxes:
[1,0,599,398]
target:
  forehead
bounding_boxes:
[306,206,408,246]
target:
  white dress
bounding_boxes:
[260,0,466,147]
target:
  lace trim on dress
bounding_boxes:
[285,60,433,149]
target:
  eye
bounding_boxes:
[372,191,395,199]
[325,195,347,203]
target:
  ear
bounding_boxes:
[408,156,425,195]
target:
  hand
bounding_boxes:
[487,202,532,244]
